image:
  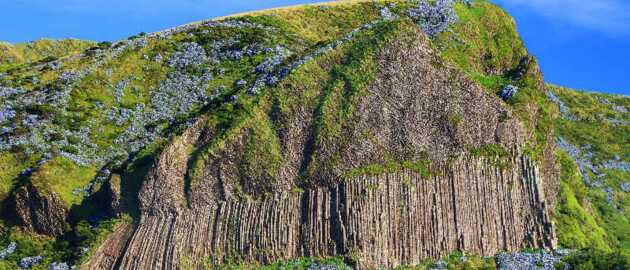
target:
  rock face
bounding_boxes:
[81,222,134,270]
[105,174,123,216]
[113,23,558,269]
[12,182,68,237]
[120,154,554,269]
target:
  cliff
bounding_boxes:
[0,1,570,269]
[108,12,556,269]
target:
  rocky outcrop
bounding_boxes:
[12,182,69,237]
[105,174,123,216]
[118,153,554,269]
[112,23,558,269]
[81,222,134,270]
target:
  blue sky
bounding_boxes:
[1,0,628,94]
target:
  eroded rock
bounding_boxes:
[13,182,69,237]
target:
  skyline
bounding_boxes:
[1,0,628,94]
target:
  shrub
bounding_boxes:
[499,85,518,101]
[97,41,112,49]
[408,0,458,37]
[560,248,630,270]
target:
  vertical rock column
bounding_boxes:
[116,153,555,269]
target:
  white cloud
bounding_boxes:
[495,0,630,35]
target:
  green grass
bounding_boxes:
[395,251,496,270]
[557,247,630,270]
[29,156,98,208]
[343,159,433,180]
[549,86,630,253]
[236,1,380,46]
[468,144,511,169]
[1,0,628,268]
[0,152,39,208]
[0,39,95,69]
[549,85,629,164]
[553,150,611,251]
[0,216,130,270]
[436,1,528,79]
[0,222,71,270]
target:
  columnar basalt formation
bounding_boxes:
[12,183,69,237]
[81,222,134,270]
[118,153,554,269]
[111,20,558,270]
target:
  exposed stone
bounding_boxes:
[13,182,69,236]
[106,174,123,215]
[114,25,557,270]
[80,222,133,270]
[119,153,555,269]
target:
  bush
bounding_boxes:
[560,248,630,270]
[408,0,458,37]
[97,41,112,49]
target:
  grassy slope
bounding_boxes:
[549,85,630,253]
[0,39,95,70]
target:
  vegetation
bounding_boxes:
[0,216,128,270]
[556,248,630,270]
[0,0,626,268]
[208,257,351,270]
[549,86,630,255]
[554,150,611,250]
[29,156,98,208]
[207,251,496,270]
[343,159,433,180]
[435,0,555,164]
[396,251,496,270]
[468,144,511,169]
[0,39,95,69]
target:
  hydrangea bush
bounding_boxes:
[0,242,16,259]
[408,0,458,37]
[499,85,518,101]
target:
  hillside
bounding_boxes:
[0,0,627,269]
[548,85,629,252]
[0,39,96,70]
